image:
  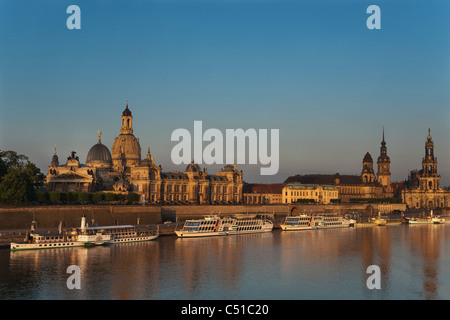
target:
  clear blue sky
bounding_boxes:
[1,0,449,184]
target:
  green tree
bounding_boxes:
[0,150,45,205]
[127,192,140,204]
[92,192,105,203]
[78,192,91,203]
[104,193,117,202]
[0,167,33,205]
[0,150,30,178]
[49,191,61,204]
[35,191,50,203]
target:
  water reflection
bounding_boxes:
[2,225,450,299]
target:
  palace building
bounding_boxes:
[284,126,394,202]
[46,102,244,204]
[402,128,450,209]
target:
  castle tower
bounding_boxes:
[420,127,440,190]
[377,125,391,188]
[362,150,375,183]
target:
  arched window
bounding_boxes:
[429,181,433,189]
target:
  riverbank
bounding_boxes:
[0,202,412,231]
[0,220,286,249]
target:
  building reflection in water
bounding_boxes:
[277,224,449,299]
[3,225,450,299]
[407,225,444,300]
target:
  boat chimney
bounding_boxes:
[81,215,86,230]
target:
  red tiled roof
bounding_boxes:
[243,183,284,194]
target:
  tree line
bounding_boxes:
[35,191,140,205]
[0,150,44,205]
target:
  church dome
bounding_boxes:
[123,105,132,117]
[186,161,201,173]
[377,153,390,162]
[112,134,141,161]
[363,151,373,163]
[86,142,112,167]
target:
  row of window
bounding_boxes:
[163,185,239,193]
[37,243,76,247]
[285,190,338,197]
[237,226,262,231]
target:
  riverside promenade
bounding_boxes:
[0,202,409,231]
[0,202,412,248]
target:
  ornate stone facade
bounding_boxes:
[282,183,338,204]
[402,128,450,209]
[46,103,243,204]
[284,126,393,202]
[243,184,284,204]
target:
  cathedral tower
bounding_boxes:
[112,101,142,174]
[419,127,440,190]
[377,125,391,188]
[120,101,133,135]
[362,150,375,183]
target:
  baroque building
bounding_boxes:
[402,128,450,209]
[282,183,338,204]
[284,126,394,202]
[46,102,243,204]
[243,183,284,204]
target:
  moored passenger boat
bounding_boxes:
[175,214,273,238]
[82,225,159,244]
[280,215,320,231]
[408,210,445,225]
[10,233,84,251]
[409,217,445,225]
[316,215,355,229]
[10,229,111,251]
[10,216,158,251]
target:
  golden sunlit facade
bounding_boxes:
[46,102,243,204]
[402,129,450,209]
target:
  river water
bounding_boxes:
[1,224,450,300]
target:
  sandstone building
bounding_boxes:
[46,102,243,204]
[282,183,338,204]
[402,128,450,209]
[243,183,284,204]
[284,126,394,202]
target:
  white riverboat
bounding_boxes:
[280,215,320,231]
[408,210,445,225]
[409,217,445,225]
[10,216,158,251]
[81,224,159,244]
[315,215,355,229]
[175,214,273,238]
[10,228,111,251]
[10,232,84,251]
